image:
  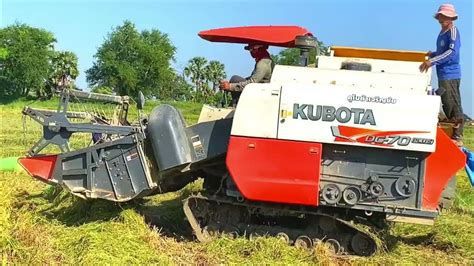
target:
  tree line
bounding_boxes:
[0,24,79,98]
[0,21,326,103]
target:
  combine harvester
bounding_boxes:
[18,26,466,256]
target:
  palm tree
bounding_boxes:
[205,60,226,92]
[183,56,208,93]
[44,51,79,97]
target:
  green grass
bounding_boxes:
[1,99,473,264]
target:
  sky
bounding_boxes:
[1,0,473,115]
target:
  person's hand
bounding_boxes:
[419,61,432,73]
[219,80,231,91]
[426,51,432,57]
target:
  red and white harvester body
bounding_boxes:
[19,26,466,256]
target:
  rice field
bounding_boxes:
[0,98,473,264]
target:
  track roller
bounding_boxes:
[325,239,341,254]
[276,232,291,244]
[183,195,378,256]
[294,235,313,249]
[351,232,377,256]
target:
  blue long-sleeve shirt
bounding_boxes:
[429,26,461,81]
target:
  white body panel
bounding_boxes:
[231,83,440,152]
[277,85,440,152]
[198,104,234,123]
[230,83,281,138]
[271,65,431,95]
[317,55,432,77]
[230,47,440,152]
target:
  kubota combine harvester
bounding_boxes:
[19,26,466,256]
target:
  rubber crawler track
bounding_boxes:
[183,194,377,256]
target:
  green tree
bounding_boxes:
[205,60,226,92]
[0,23,56,97]
[43,51,79,97]
[0,48,8,61]
[91,85,114,95]
[86,20,176,98]
[166,73,193,101]
[0,48,8,94]
[272,40,330,66]
[184,57,227,102]
[184,56,208,93]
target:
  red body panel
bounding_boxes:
[198,26,312,48]
[226,136,321,206]
[18,155,58,182]
[422,128,466,210]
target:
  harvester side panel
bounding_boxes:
[22,135,158,202]
[277,85,439,152]
[230,83,281,139]
[422,128,467,210]
[226,136,322,206]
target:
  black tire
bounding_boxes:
[439,176,456,210]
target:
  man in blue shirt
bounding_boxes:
[419,3,463,146]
